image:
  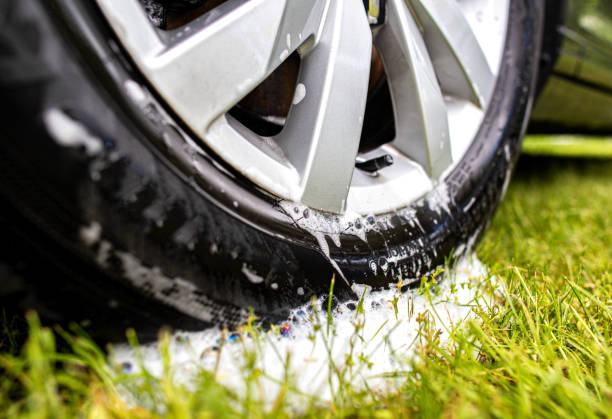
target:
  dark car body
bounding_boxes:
[532,0,612,132]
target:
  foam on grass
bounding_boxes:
[113,254,496,406]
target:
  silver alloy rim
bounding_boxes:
[97,0,509,215]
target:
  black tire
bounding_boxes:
[0,0,543,340]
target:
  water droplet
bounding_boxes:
[271,282,278,290]
[369,260,377,274]
[176,335,189,343]
[293,207,300,213]
[121,362,132,373]
[303,208,310,218]
[228,332,240,343]
[378,257,388,271]
[293,83,306,105]
[367,216,375,224]
[286,33,291,48]
[297,287,305,296]
[280,49,289,61]
[280,323,291,337]
[232,201,239,208]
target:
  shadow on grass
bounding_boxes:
[513,154,612,184]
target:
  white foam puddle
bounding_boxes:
[113,254,496,406]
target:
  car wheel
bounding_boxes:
[0,0,543,339]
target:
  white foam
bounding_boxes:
[43,108,103,156]
[241,263,264,284]
[425,183,452,216]
[113,254,495,408]
[79,222,102,246]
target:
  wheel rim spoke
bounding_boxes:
[97,0,327,133]
[374,0,452,178]
[276,0,372,213]
[409,0,495,108]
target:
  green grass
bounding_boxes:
[1,151,611,418]
[393,155,612,418]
